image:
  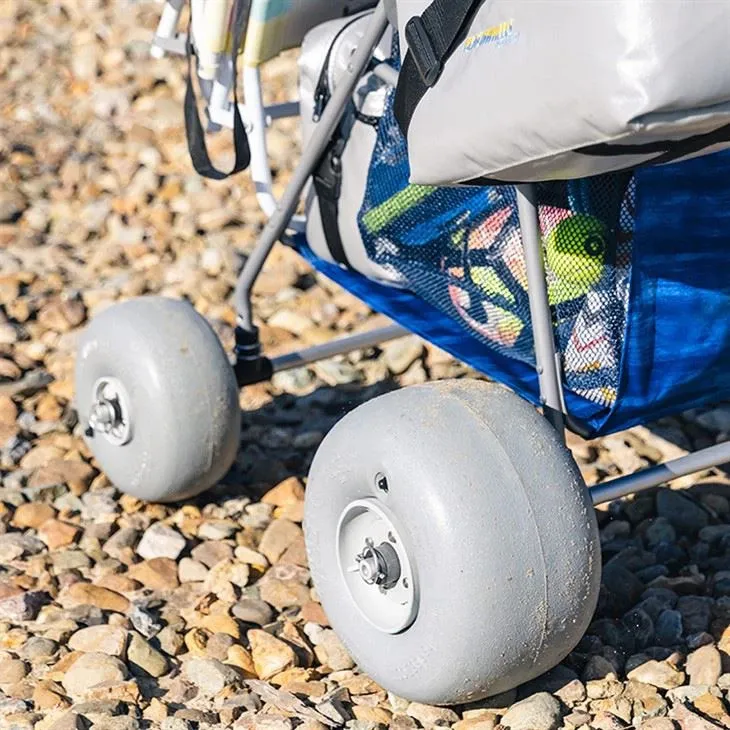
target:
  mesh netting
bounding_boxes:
[358,92,636,408]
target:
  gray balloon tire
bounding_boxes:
[75,296,241,503]
[304,379,600,706]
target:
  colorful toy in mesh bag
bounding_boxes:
[358,96,635,407]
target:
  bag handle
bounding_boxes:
[394,0,482,137]
[184,0,251,180]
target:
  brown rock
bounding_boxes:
[63,583,130,613]
[627,660,685,689]
[20,444,65,470]
[259,578,310,611]
[29,460,95,492]
[12,502,56,529]
[0,395,17,424]
[38,520,81,550]
[32,684,70,711]
[353,706,392,725]
[128,558,179,591]
[248,629,297,680]
[94,575,141,594]
[262,478,305,507]
[671,702,723,730]
[36,393,63,422]
[226,645,257,677]
[687,645,722,686]
[300,602,329,626]
[198,613,241,639]
[0,659,28,685]
[258,519,303,564]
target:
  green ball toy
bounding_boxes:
[545,214,608,304]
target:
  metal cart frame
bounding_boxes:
[153,0,730,507]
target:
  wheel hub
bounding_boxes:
[337,498,417,634]
[87,377,132,446]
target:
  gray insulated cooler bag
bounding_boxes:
[394,0,730,184]
[300,13,402,286]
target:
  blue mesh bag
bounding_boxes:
[293,87,723,438]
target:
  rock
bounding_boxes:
[383,337,424,375]
[258,519,303,564]
[656,491,709,535]
[183,658,240,696]
[61,653,128,698]
[677,596,713,635]
[0,590,48,621]
[232,598,275,626]
[68,626,128,657]
[312,629,353,671]
[583,655,618,681]
[248,628,297,680]
[670,702,724,730]
[627,660,685,689]
[136,524,186,561]
[126,632,168,678]
[11,502,56,529]
[655,609,684,646]
[197,520,237,540]
[686,645,722,686]
[635,719,676,730]
[262,478,305,506]
[501,693,563,730]
[63,583,130,613]
[0,659,28,685]
[198,613,241,639]
[191,541,233,568]
[646,517,678,547]
[128,558,179,590]
[601,564,645,617]
[178,558,209,583]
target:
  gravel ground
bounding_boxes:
[3,2,730,729]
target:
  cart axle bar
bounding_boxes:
[589,439,730,505]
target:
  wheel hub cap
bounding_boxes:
[87,377,132,446]
[337,498,417,634]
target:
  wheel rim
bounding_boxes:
[336,498,418,634]
[87,377,133,446]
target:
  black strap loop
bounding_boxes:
[394,0,482,136]
[184,0,251,180]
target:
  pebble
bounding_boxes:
[248,629,297,680]
[258,519,303,564]
[136,524,186,561]
[655,609,684,646]
[63,583,130,614]
[501,693,563,730]
[183,658,240,696]
[61,653,129,698]
[686,645,722,686]
[0,659,28,685]
[627,660,685,689]
[128,558,180,591]
[126,632,168,678]
[656,490,709,535]
[68,626,128,657]
[232,598,275,626]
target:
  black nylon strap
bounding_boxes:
[313,136,350,267]
[184,0,251,180]
[394,0,482,136]
[577,121,730,167]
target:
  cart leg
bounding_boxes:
[516,184,566,437]
[232,2,390,382]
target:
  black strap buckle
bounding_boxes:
[405,16,442,87]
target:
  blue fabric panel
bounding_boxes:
[600,151,730,433]
[292,238,607,429]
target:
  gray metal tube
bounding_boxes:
[589,440,730,505]
[234,2,390,330]
[271,324,408,372]
[516,184,565,434]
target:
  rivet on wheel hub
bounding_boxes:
[337,498,418,634]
